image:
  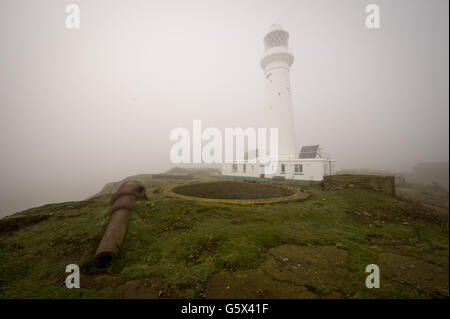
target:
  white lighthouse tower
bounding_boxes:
[261,24,297,158]
[221,24,336,181]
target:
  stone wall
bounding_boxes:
[322,174,396,196]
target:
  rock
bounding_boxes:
[256,289,265,296]
[361,211,372,217]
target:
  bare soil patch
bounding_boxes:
[114,277,164,298]
[378,252,449,298]
[205,245,349,298]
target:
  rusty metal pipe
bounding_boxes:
[95,181,147,266]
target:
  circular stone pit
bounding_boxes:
[164,180,307,205]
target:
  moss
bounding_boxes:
[0,177,447,298]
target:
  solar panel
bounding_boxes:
[299,145,320,159]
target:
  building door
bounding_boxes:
[259,165,265,178]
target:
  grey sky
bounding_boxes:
[0,0,448,217]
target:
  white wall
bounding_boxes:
[221,159,335,181]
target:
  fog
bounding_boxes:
[0,0,448,217]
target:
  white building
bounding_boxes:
[221,24,335,181]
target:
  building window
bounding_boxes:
[281,164,286,174]
[243,164,246,172]
[294,164,303,174]
[232,164,237,172]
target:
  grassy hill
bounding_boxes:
[89,168,220,199]
[0,171,448,298]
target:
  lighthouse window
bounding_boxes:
[295,164,303,173]
[281,164,286,173]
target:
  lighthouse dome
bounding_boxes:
[264,24,289,52]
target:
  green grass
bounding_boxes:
[0,178,448,298]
